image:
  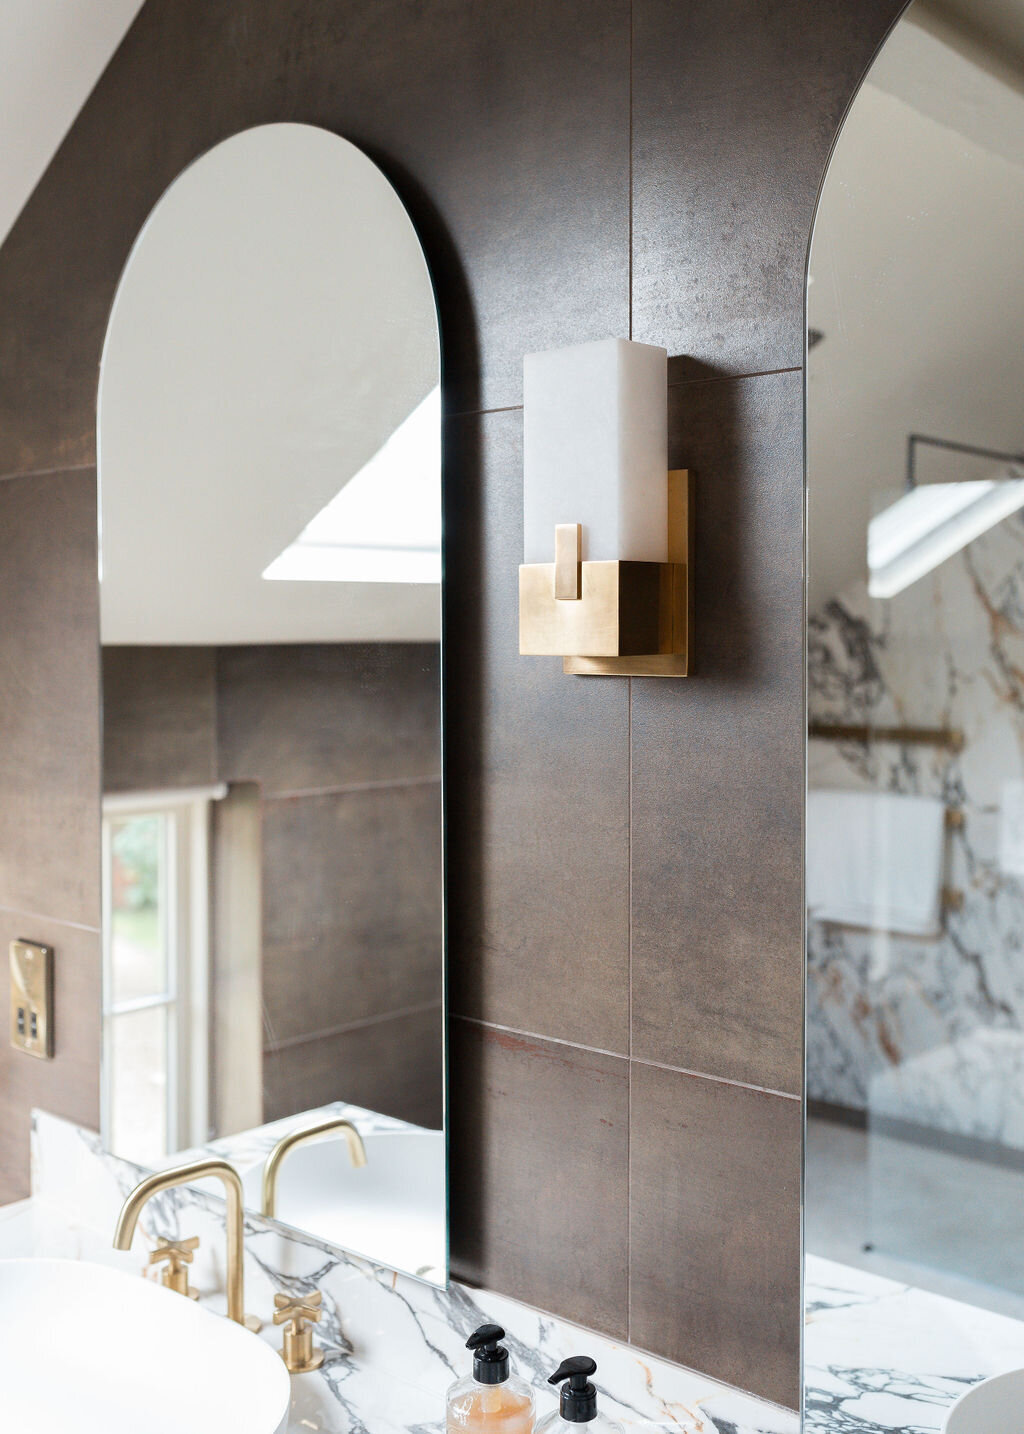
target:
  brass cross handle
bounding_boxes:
[273,1289,325,1373]
[149,1236,200,1299]
[273,1289,322,1328]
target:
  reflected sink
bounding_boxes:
[243,1127,445,1280]
[0,1258,290,1433]
[945,1370,1024,1433]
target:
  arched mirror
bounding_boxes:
[804,1,1024,1422]
[97,122,446,1284]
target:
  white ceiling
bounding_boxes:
[98,123,441,645]
[0,0,145,247]
[807,2,1024,610]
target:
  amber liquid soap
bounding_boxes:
[446,1324,535,1434]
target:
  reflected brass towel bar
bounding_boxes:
[808,723,964,753]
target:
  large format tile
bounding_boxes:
[0,0,630,475]
[449,1019,629,1337]
[263,1004,443,1129]
[444,410,631,1055]
[0,913,100,1202]
[102,645,216,792]
[0,471,101,928]
[631,0,907,377]
[629,1062,802,1409]
[631,372,804,1094]
[217,643,440,795]
[261,782,443,1043]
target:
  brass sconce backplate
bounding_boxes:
[519,470,693,677]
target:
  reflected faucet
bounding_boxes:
[112,1157,246,1326]
[262,1116,367,1220]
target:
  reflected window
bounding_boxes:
[101,798,212,1163]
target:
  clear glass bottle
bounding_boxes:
[446,1324,535,1434]
[535,1357,622,1434]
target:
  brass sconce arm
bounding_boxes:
[112,1157,246,1326]
[261,1115,368,1220]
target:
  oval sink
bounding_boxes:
[243,1127,445,1280]
[0,1258,290,1433]
[945,1370,1024,1433]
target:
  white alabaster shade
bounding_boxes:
[523,337,668,564]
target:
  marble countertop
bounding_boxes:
[805,1254,1024,1431]
[18,1110,798,1434]
[19,1110,1024,1434]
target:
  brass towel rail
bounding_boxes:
[808,723,964,753]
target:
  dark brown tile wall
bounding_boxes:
[102,646,217,792]
[0,471,101,1200]
[101,643,443,1127]
[0,0,910,1405]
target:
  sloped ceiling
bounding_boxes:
[807,1,1024,610]
[0,0,146,247]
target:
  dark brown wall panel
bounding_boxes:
[631,372,805,1095]
[450,1019,629,1336]
[444,410,631,1054]
[0,471,101,928]
[102,646,217,792]
[630,1063,802,1408]
[0,0,909,1404]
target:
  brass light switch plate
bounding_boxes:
[10,940,54,1059]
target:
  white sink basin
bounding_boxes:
[0,1258,290,1433]
[243,1127,445,1281]
[945,1370,1024,1433]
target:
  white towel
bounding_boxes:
[806,789,945,938]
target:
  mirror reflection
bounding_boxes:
[805,0,1024,1402]
[97,123,445,1283]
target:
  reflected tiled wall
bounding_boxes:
[103,643,443,1128]
[0,0,909,1406]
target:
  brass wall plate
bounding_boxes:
[9,939,54,1059]
[519,470,693,677]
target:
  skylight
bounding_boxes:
[263,385,441,583]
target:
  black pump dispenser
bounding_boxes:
[466,1324,510,1386]
[548,1357,599,1423]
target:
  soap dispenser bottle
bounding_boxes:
[446,1323,535,1434]
[537,1357,622,1434]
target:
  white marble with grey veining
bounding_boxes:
[807,514,1024,1150]
[804,1254,1024,1432]
[22,1109,797,1434]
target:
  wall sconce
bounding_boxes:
[518,338,692,677]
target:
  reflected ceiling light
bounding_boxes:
[867,433,1024,600]
[263,386,441,584]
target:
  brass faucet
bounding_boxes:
[113,1158,246,1326]
[262,1115,367,1220]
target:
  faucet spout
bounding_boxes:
[113,1157,246,1325]
[262,1116,367,1220]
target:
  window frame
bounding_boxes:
[100,784,225,1158]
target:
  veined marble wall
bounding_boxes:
[807,511,1024,1148]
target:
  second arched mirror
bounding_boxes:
[805,2,1024,1423]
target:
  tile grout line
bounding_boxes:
[627,0,634,346]
[443,365,802,424]
[0,459,96,485]
[262,772,442,802]
[453,1014,800,1102]
[264,998,442,1054]
[668,364,801,389]
[626,673,634,1341]
[626,0,634,1345]
[0,903,100,936]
